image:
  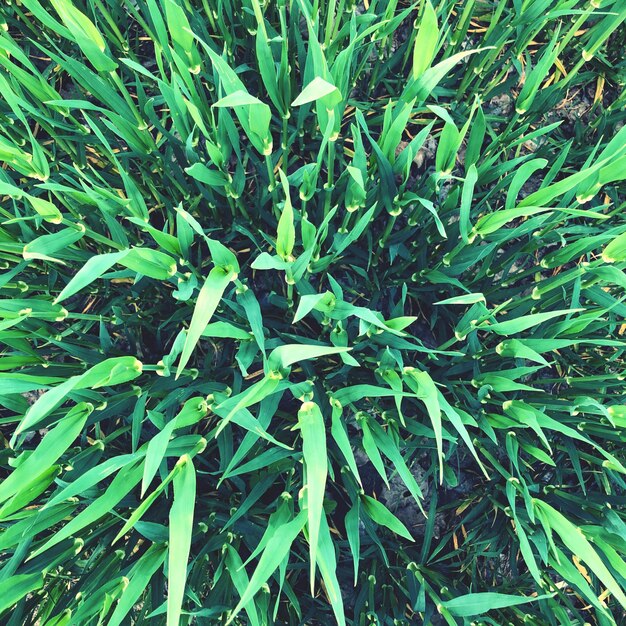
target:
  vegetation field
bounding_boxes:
[0,0,625,624]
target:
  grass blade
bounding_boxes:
[167,455,196,626]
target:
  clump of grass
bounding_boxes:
[0,0,625,624]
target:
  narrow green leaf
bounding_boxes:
[434,293,485,306]
[28,461,143,558]
[534,499,626,610]
[403,368,443,482]
[49,0,117,71]
[345,503,360,585]
[292,77,340,107]
[176,266,235,378]
[412,0,438,80]
[227,511,307,625]
[443,592,553,617]
[14,377,80,437]
[167,456,196,626]
[459,164,477,243]
[108,544,167,626]
[120,247,177,280]
[225,546,261,626]
[54,251,128,303]
[28,195,63,223]
[141,419,177,496]
[276,169,295,260]
[0,573,43,612]
[315,514,346,626]
[602,231,626,263]
[185,162,229,188]
[361,495,414,541]
[0,402,92,505]
[23,225,85,262]
[298,401,328,590]
[268,344,351,370]
[480,309,582,336]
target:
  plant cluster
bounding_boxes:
[0,0,625,625]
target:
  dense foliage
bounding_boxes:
[1,0,625,624]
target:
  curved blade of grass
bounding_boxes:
[438,394,489,478]
[403,48,491,102]
[368,419,425,506]
[505,159,548,210]
[0,465,60,519]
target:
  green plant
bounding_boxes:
[0,0,625,624]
